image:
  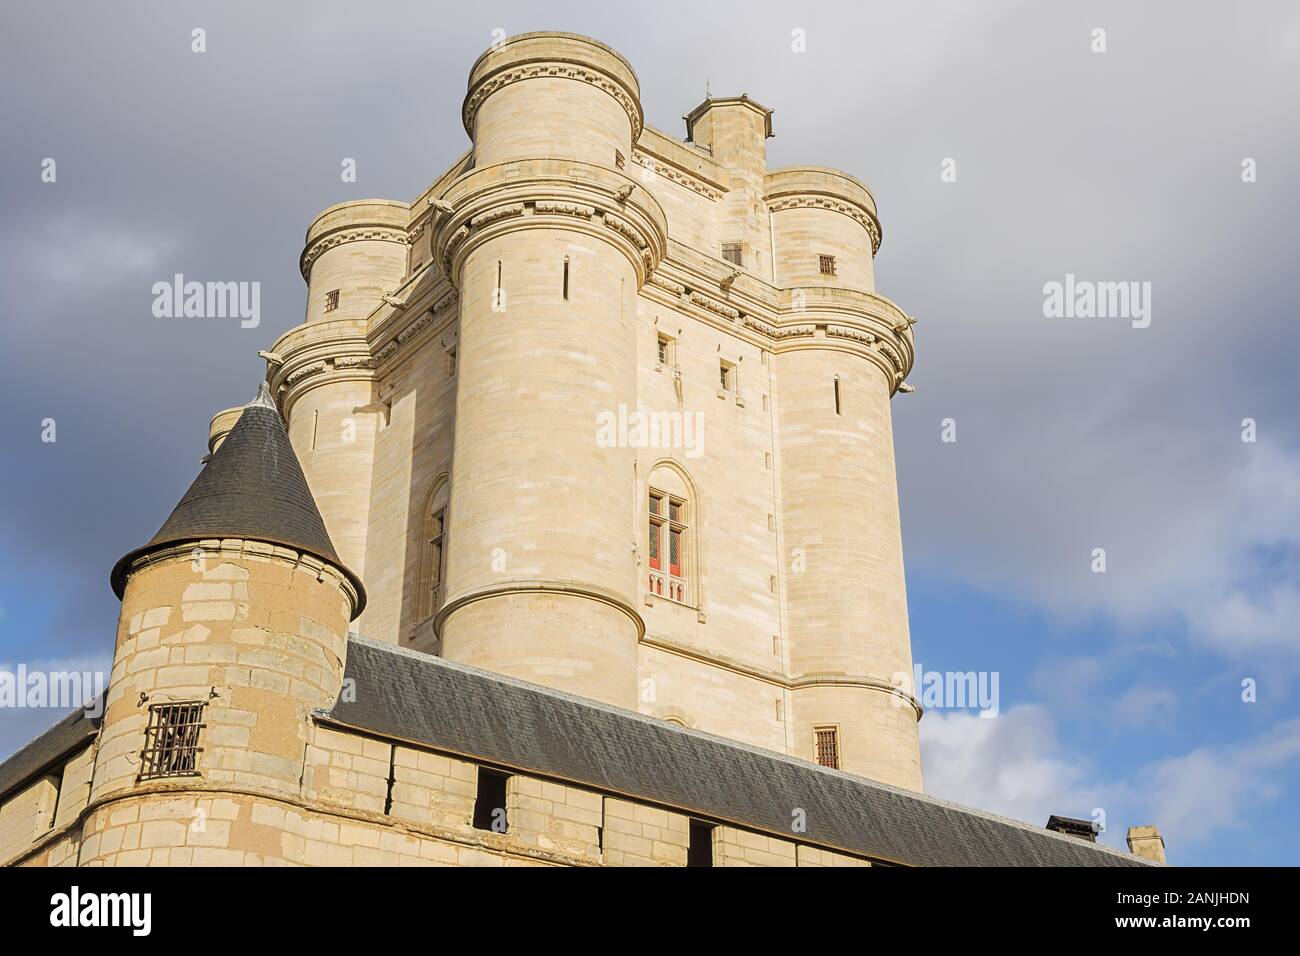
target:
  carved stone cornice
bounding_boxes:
[774,287,916,392]
[631,149,724,201]
[266,318,375,417]
[299,227,412,281]
[767,195,882,254]
[462,61,643,140]
[432,160,667,287]
[372,288,459,367]
[646,272,685,296]
[687,291,739,322]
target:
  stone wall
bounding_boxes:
[5,719,879,868]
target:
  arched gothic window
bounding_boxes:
[646,462,699,607]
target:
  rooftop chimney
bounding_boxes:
[1126,825,1167,864]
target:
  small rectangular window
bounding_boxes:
[562,257,570,301]
[720,361,736,392]
[657,334,673,367]
[324,289,340,312]
[472,768,510,833]
[688,819,715,867]
[819,255,836,276]
[447,348,457,378]
[138,701,206,781]
[615,149,626,170]
[833,376,842,415]
[814,727,840,769]
[721,242,742,266]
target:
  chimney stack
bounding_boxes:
[1126,825,1167,864]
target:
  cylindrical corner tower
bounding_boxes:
[433,33,665,709]
[463,32,642,169]
[271,199,412,604]
[85,389,363,864]
[766,167,882,294]
[770,167,922,791]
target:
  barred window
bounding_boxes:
[138,701,207,781]
[324,289,340,312]
[814,726,840,770]
[721,241,742,266]
[818,255,836,276]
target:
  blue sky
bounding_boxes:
[2,1,1298,865]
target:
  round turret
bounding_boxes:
[463,32,642,168]
[766,166,882,293]
[299,199,411,324]
[87,389,361,862]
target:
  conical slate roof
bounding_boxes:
[110,384,365,616]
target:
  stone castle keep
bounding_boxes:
[0,33,1163,867]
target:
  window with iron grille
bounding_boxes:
[324,289,340,312]
[721,241,743,266]
[814,726,840,769]
[138,701,207,781]
[818,255,836,276]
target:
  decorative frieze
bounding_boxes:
[300,227,412,279]
[285,361,327,385]
[631,151,724,201]
[647,273,686,296]
[827,324,878,345]
[767,196,882,254]
[470,204,525,229]
[463,63,642,139]
[535,200,595,219]
[603,212,647,250]
[433,288,459,313]
[876,341,904,372]
[687,291,739,322]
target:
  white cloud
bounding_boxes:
[921,705,1098,828]
[922,705,1300,859]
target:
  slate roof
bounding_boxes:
[325,636,1154,867]
[109,385,364,615]
[0,705,100,804]
[0,635,1154,865]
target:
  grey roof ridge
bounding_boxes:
[0,702,101,803]
[327,634,1154,866]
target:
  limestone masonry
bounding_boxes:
[0,33,1164,867]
